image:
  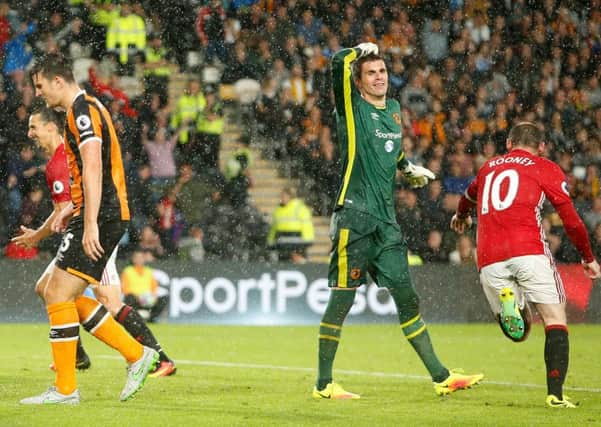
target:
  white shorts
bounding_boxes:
[44,245,121,287]
[479,254,565,315]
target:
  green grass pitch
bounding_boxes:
[2,323,601,426]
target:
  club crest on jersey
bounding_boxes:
[76,115,91,131]
[52,180,64,194]
[384,140,394,152]
[393,112,401,125]
[370,112,379,121]
[350,268,361,280]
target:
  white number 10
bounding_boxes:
[481,169,519,214]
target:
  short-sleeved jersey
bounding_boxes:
[331,48,407,224]
[45,143,71,204]
[465,148,582,269]
[64,90,130,221]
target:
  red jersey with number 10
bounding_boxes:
[463,148,593,269]
[45,143,71,204]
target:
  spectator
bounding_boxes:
[223,148,253,210]
[295,8,323,46]
[421,18,449,69]
[396,188,425,254]
[221,41,259,84]
[156,186,185,255]
[195,0,227,66]
[584,196,601,232]
[421,229,449,263]
[137,225,165,261]
[142,113,179,201]
[172,163,222,230]
[177,224,205,263]
[121,250,168,322]
[7,142,43,232]
[449,234,477,265]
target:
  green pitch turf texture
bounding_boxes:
[2,323,601,426]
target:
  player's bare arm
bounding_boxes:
[51,202,75,233]
[451,190,476,235]
[12,200,71,248]
[450,214,473,234]
[80,140,104,261]
[583,260,601,279]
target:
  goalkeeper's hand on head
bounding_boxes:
[402,161,436,188]
[355,42,379,57]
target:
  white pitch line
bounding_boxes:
[97,355,601,393]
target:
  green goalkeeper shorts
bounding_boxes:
[327,208,413,289]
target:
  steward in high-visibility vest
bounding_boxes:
[106,3,146,67]
[196,88,224,171]
[90,1,119,28]
[268,188,315,262]
[143,32,171,106]
[170,79,206,145]
[121,263,158,299]
[121,250,168,323]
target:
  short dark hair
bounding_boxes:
[508,122,543,149]
[30,98,65,133]
[352,53,385,80]
[30,53,75,83]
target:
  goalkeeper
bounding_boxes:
[312,43,483,400]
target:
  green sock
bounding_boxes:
[389,285,448,382]
[401,314,448,382]
[317,289,356,390]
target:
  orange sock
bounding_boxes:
[47,302,80,395]
[75,295,143,363]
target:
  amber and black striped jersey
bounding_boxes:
[64,90,130,221]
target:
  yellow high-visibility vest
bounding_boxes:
[106,14,146,64]
[144,47,171,76]
[170,93,206,144]
[90,7,119,27]
[121,265,157,296]
[267,199,314,245]
[197,102,224,134]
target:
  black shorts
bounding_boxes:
[55,215,128,284]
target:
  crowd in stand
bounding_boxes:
[0,0,600,266]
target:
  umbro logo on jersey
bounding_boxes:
[370,112,379,120]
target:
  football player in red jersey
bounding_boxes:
[451,121,601,408]
[12,101,176,378]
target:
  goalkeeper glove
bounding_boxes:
[402,162,436,188]
[354,42,379,57]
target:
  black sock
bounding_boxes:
[545,325,569,399]
[76,335,88,360]
[116,305,171,362]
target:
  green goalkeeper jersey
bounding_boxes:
[331,47,409,224]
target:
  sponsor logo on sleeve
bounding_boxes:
[52,180,64,194]
[76,115,92,131]
[561,181,569,196]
